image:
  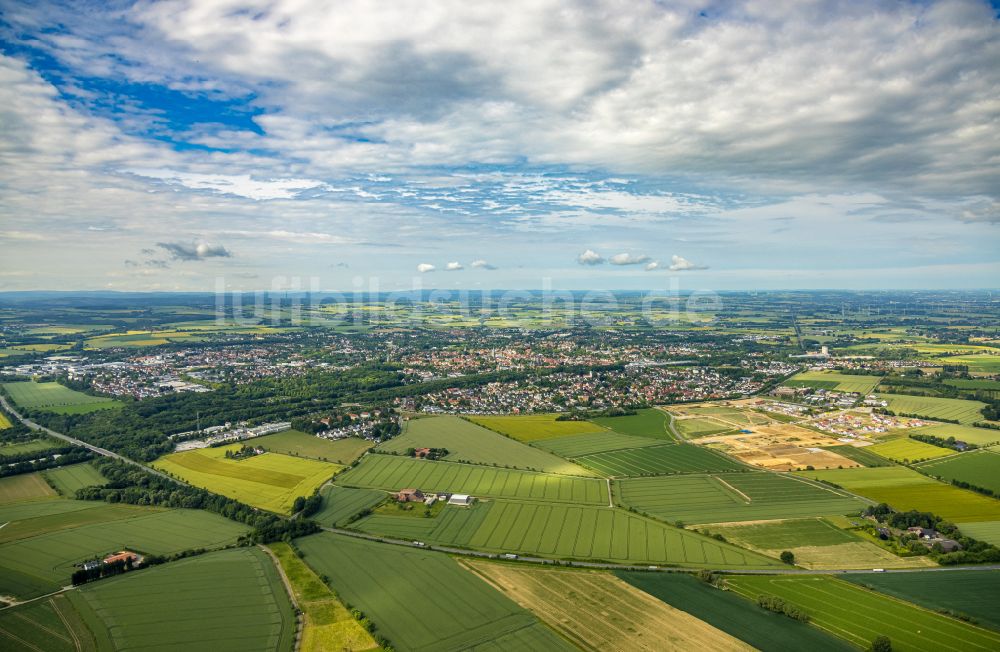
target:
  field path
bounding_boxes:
[259,544,303,652]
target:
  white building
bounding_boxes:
[447,494,474,506]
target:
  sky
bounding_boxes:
[0,0,998,292]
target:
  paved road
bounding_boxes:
[0,394,184,485]
[321,526,1000,576]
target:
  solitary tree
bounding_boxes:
[870,635,892,652]
[780,550,795,565]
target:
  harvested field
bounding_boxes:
[464,562,753,651]
[696,423,861,471]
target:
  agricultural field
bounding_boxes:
[783,370,882,393]
[617,472,867,525]
[267,542,378,651]
[0,593,99,652]
[877,393,986,424]
[533,430,664,457]
[589,408,674,439]
[335,454,608,505]
[78,547,295,652]
[0,500,158,545]
[823,444,891,467]
[464,562,753,651]
[844,570,1000,632]
[674,416,736,438]
[616,572,855,652]
[0,437,59,457]
[253,428,372,464]
[83,329,201,349]
[958,521,1000,546]
[575,443,745,477]
[915,449,1000,494]
[311,484,386,527]
[0,472,57,504]
[354,498,781,568]
[696,423,861,471]
[904,423,1000,446]
[943,377,1000,392]
[379,415,597,475]
[467,414,606,442]
[153,445,342,513]
[0,508,247,598]
[701,518,935,570]
[939,354,1000,373]
[867,436,955,463]
[726,575,1000,652]
[42,462,107,495]
[295,533,575,651]
[795,466,1000,525]
[2,381,122,414]
[0,411,10,430]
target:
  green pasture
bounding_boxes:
[295,533,574,651]
[0,438,59,457]
[726,575,1000,652]
[0,508,247,599]
[78,547,294,652]
[379,415,597,475]
[916,449,1000,494]
[615,572,854,652]
[576,443,744,477]
[253,429,372,464]
[3,381,122,414]
[617,472,867,525]
[467,414,606,442]
[311,485,386,527]
[335,454,608,505]
[878,393,985,424]
[844,570,1000,632]
[673,417,736,438]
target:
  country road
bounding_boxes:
[0,393,184,485]
[321,526,1000,576]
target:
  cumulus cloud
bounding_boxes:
[416,263,436,273]
[577,249,605,266]
[609,252,651,266]
[644,261,661,271]
[157,241,232,261]
[668,255,708,271]
[470,259,497,270]
[445,261,463,271]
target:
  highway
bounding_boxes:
[0,394,184,485]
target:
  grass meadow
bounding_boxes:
[589,408,674,439]
[617,472,867,525]
[3,381,122,414]
[78,547,295,652]
[0,438,59,457]
[295,533,575,651]
[153,446,342,513]
[253,429,372,464]
[379,415,597,475]
[336,454,608,505]
[726,576,1000,652]
[616,572,854,652]
[464,562,752,651]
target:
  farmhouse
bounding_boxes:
[448,493,474,506]
[396,488,425,503]
[103,550,141,565]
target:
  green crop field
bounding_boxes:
[944,378,1000,391]
[958,521,1000,546]
[42,462,107,495]
[2,381,122,414]
[0,438,59,457]
[336,454,608,505]
[867,437,955,463]
[352,499,781,568]
[939,354,1000,373]
[253,429,372,464]
[295,533,575,651]
[311,484,386,526]
[0,472,57,504]
[726,576,1000,652]
[379,415,597,475]
[673,417,736,438]
[844,570,1000,632]
[616,572,854,652]
[783,370,881,393]
[77,547,295,652]
[905,423,1000,446]
[618,472,867,525]
[824,445,891,467]
[0,500,157,545]
[916,449,1000,494]
[877,393,986,424]
[795,466,1000,524]
[0,593,99,652]
[0,508,247,598]
[706,517,857,549]
[153,445,342,513]
[590,408,674,439]
[533,430,665,457]
[575,443,745,476]
[467,414,607,441]
[0,411,12,430]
